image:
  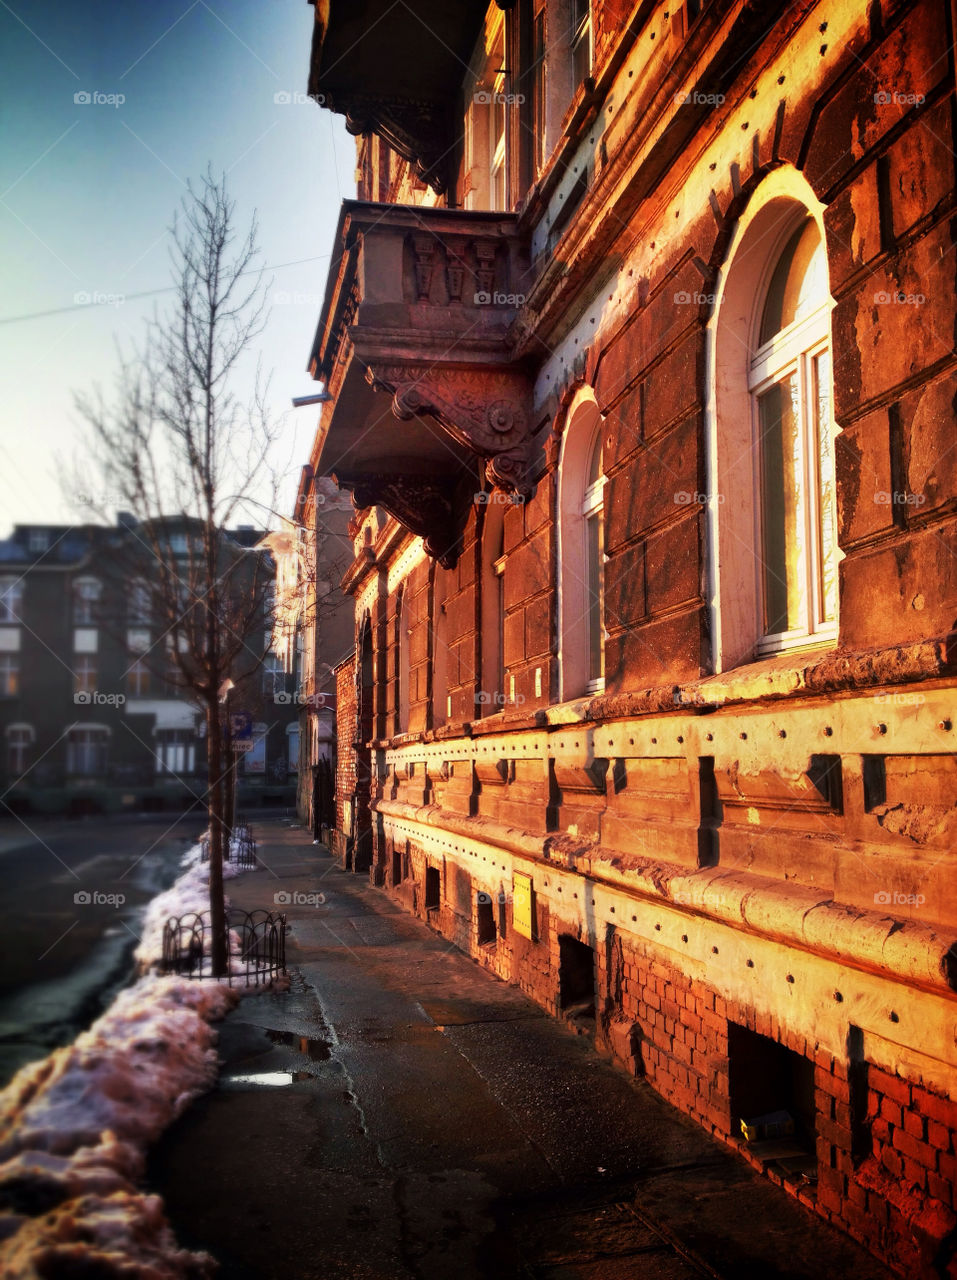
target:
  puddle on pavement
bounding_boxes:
[265,1028,331,1060]
[222,1069,317,1088]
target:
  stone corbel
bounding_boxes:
[366,364,535,497]
[332,468,463,569]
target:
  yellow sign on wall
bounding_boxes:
[513,872,534,940]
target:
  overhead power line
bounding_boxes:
[0,252,332,326]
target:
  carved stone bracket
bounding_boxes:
[340,97,450,193]
[333,469,463,568]
[366,364,534,497]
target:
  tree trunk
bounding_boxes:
[206,698,228,978]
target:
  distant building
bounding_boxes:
[0,516,297,815]
[299,1,957,1275]
[271,469,355,835]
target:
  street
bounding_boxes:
[149,820,895,1280]
[0,812,204,1083]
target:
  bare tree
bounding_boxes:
[73,169,282,976]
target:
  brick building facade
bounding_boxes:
[302,1,957,1273]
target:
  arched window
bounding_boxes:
[479,498,506,713]
[0,577,23,624]
[73,577,101,626]
[430,566,448,728]
[707,170,839,669]
[558,390,605,700]
[395,586,410,734]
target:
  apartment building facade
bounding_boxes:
[302,1,957,1272]
[0,517,296,814]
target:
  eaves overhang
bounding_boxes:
[306,0,512,194]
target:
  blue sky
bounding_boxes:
[0,0,356,527]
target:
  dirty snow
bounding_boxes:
[0,838,274,1278]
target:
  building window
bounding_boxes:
[75,656,97,695]
[557,390,605,700]
[156,729,195,775]
[126,659,149,697]
[583,432,605,689]
[480,499,506,713]
[27,529,48,554]
[73,577,102,626]
[707,170,839,670]
[262,652,285,699]
[129,579,151,625]
[0,653,20,697]
[430,567,448,729]
[0,578,23,624]
[67,726,109,775]
[751,218,836,652]
[571,0,591,86]
[466,3,508,212]
[6,724,33,776]
[395,587,410,733]
[531,5,546,173]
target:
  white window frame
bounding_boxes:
[0,578,23,624]
[705,168,840,672]
[5,723,34,775]
[748,251,836,653]
[465,4,508,212]
[571,0,592,86]
[67,725,109,775]
[73,577,101,626]
[557,388,606,701]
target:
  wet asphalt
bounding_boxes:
[148,819,895,1280]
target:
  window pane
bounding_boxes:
[586,431,603,488]
[759,375,805,635]
[814,350,838,624]
[586,509,603,682]
[759,219,824,345]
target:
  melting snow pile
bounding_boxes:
[0,840,265,1278]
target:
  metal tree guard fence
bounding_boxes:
[161,907,286,986]
[199,821,258,869]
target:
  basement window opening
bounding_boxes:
[425,865,441,912]
[558,934,596,1023]
[476,892,496,946]
[728,1021,817,1188]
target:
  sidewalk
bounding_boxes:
[149,818,897,1280]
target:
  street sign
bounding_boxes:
[230,710,252,738]
[231,739,254,753]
